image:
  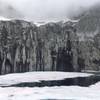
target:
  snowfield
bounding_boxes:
[0,83,100,100]
[0,72,93,86]
[0,72,99,100]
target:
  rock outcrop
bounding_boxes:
[75,4,100,71]
[0,20,80,74]
[0,17,100,75]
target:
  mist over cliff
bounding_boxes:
[0,0,100,21]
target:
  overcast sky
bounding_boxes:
[1,0,100,21]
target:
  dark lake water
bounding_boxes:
[2,73,100,88]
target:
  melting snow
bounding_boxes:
[34,18,79,26]
[0,84,100,100]
[0,72,92,86]
[0,72,98,100]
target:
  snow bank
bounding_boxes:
[90,81,100,89]
[0,72,99,100]
[0,85,100,100]
[34,18,79,26]
[0,72,92,86]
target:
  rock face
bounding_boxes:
[0,16,100,75]
[75,4,100,71]
[0,20,80,74]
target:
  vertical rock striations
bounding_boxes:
[0,20,79,74]
[0,19,99,75]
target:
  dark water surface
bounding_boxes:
[2,73,100,87]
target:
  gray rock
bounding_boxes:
[0,20,80,74]
[0,17,100,75]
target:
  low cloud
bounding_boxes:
[1,0,100,21]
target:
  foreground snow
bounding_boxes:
[0,72,92,86]
[0,72,99,100]
[0,82,100,100]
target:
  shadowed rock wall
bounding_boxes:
[0,19,99,74]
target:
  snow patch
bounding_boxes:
[0,85,100,100]
[0,72,92,86]
[34,18,79,26]
[0,72,99,100]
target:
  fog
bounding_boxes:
[0,0,100,21]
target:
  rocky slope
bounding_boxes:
[74,3,100,71]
